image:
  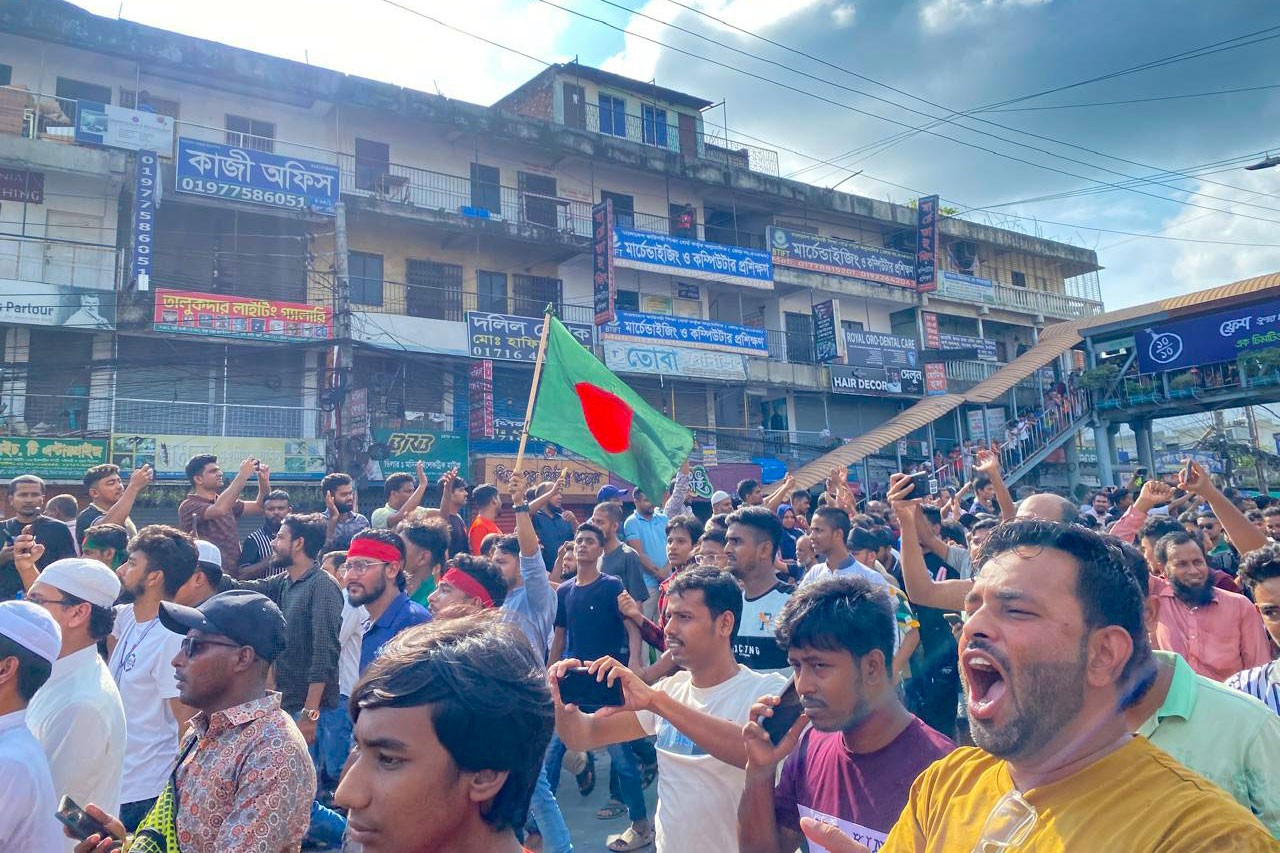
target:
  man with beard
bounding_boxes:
[738,577,954,852]
[346,529,430,675]
[799,521,1275,853]
[240,513,342,748]
[1152,531,1269,682]
[322,472,370,551]
[178,455,268,568]
[236,489,291,580]
[1,475,76,597]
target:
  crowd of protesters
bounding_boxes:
[0,440,1278,852]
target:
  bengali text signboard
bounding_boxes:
[612,227,773,289]
[153,288,332,343]
[922,312,941,349]
[812,299,844,363]
[593,200,616,325]
[368,429,468,479]
[830,364,923,398]
[1136,298,1280,372]
[467,312,594,362]
[175,137,340,215]
[0,437,109,481]
[767,226,915,289]
[602,341,746,381]
[602,310,768,356]
[938,270,995,304]
[480,457,610,499]
[925,363,949,396]
[468,360,494,440]
[109,435,326,482]
[940,333,999,362]
[915,195,939,292]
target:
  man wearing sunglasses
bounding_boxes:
[799,521,1274,853]
[72,589,313,853]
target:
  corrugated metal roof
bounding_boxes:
[1080,272,1280,334]
[965,325,1085,403]
[794,394,966,488]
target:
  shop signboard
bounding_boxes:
[175,137,340,215]
[109,435,327,481]
[368,429,468,479]
[467,312,593,362]
[843,330,918,369]
[0,437,109,480]
[612,227,772,289]
[75,101,175,153]
[767,225,915,289]
[479,457,610,499]
[153,288,332,343]
[601,310,768,356]
[1135,297,1280,372]
[830,364,923,397]
[602,341,746,381]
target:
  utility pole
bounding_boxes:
[333,201,353,474]
[1244,405,1269,494]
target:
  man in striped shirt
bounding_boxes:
[1228,544,1280,715]
[236,489,291,580]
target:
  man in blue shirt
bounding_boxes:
[624,488,671,621]
[345,529,430,674]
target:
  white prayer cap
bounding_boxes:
[195,540,222,569]
[38,557,121,609]
[710,490,732,506]
[0,600,62,664]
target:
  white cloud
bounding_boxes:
[831,3,857,27]
[919,0,1050,33]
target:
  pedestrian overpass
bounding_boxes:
[793,271,1280,491]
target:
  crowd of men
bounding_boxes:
[0,444,1278,852]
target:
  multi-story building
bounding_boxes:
[0,0,1102,511]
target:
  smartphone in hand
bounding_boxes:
[56,796,112,842]
[558,667,625,713]
[761,679,805,745]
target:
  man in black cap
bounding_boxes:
[72,590,314,853]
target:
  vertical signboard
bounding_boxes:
[132,150,157,290]
[924,362,948,396]
[811,299,844,364]
[916,195,939,293]
[592,200,616,326]
[468,359,495,440]
[921,311,941,350]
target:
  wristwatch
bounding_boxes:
[301,708,320,722]
[514,503,530,513]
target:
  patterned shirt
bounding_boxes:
[174,692,313,853]
[1227,660,1280,716]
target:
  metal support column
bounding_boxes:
[1093,421,1115,486]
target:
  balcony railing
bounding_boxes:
[112,398,321,438]
[691,426,838,464]
[1,393,110,437]
[584,102,680,154]
[352,278,595,326]
[0,233,119,291]
[0,87,79,143]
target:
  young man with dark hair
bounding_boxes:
[499,476,559,660]
[552,567,788,852]
[321,472,370,551]
[178,455,267,568]
[237,488,292,581]
[532,477,575,573]
[346,529,429,675]
[2,474,76,597]
[371,462,427,530]
[81,522,130,572]
[77,462,153,548]
[737,478,764,507]
[725,506,793,673]
[621,514,706,653]
[1151,530,1269,681]
[427,554,508,615]
[1228,544,1280,714]
[739,576,955,852]
[789,489,811,530]
[241,513,342,747]
[804,521,1274,853]
[591,499,651,606]
[44,494,80,552]
[108,524,199,830]
[436,468,471,557]
[468,482,503,555]
[624,487,672,620]
[400,516,450,605]
[335,615,554,853]
[25,559,127,827]
[1263,505,1280,542]
[800,506,888,590]
[0,599,64,848]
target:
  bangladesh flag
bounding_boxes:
[529,316,694,500]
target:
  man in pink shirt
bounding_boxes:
[1151,530,1270,682]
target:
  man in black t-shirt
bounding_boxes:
[2,475,75,599]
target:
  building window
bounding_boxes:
[119,89,180,118]
[406,259,463,320]
[470,162,502,215]
[55,78,112,124]
[616,290,639,313]
[669,203,697,237]
[518,172,558,228]
[642,105,668,147]
[1011,270,1027,288]
[476,270,508,314]
[355,138,391,192]
[841,319,865,335]
[225,115,275,152]
[348,251,384,306]
[513,274,562,318]
[598,93,627,138]
[785,311,816,364]
[602,190,634,230]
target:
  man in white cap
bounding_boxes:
[174,541,234,607]
[26,559,127,842]
[711,490,734,515]
[0,599,64,850]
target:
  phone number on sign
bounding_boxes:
[470,346,536,362]
[177,176,307,209]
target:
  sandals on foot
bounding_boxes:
[607,826,654,852]
[596,801,627,820]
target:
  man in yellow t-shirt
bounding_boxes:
[801,520,1274,853]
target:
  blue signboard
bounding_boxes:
[467,312,594,362]
[1136,298,1280,372]
[132,150,157,286]
[767,226,915,289]
[175,137,340,215]
[602,310,768,356]
[938,270,995,304]
[612,227,773,289]
[844,330,919,369]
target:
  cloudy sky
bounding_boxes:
[69,0,1280,308]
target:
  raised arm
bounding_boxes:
[97,464,153,529]
[1181,460,1268,555]
[764,474,796,512]
[664,459,692,518]
[889,475,971,612]
[204,457,256,520]
[973,449,1015,521]
[244,462,269,517]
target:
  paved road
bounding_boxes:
[541,749,660,853]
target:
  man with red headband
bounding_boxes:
[347,530,430,675]
[427,554,508,616]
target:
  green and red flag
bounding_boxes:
[529,316,693,499]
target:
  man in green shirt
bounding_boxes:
[370,462,427,530]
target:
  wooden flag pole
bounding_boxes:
[514,308,555,477]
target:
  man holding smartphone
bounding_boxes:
[738,577,955,853]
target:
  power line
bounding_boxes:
[982,82,1280,112]
[533,0,1280,225]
